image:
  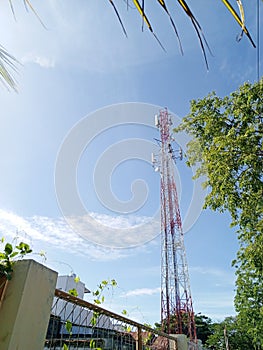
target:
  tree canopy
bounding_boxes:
[175,79,263,348]
[205,316,252,350]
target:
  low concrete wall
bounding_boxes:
[0,259,57,350]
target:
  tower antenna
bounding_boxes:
[153,109,197,345]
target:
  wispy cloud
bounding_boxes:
[123,287,161,297]
[67,213,160,248]
[21,53,55,68]
[190,266,230,277]
[194,291,236,321]
[0,209,156,261]
[190,265,235,287]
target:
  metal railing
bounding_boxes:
[45,289,178,350]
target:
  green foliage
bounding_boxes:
[175,79,263,348]
[1,0,258,91]
[125,325,132,332]
[62,320,73,350]
[110,0,256,70]
[234,240,263,348]
[0,237,32,280]
[205,316,252,350]
[90,338,102,349]
[91,278,117,327]
[1,1,45,91]
[176,80,262,233]
[67,275,80,297]
[91,311,100,327]
[93,278,117,305]
[90,339,96,348]
[74,275,80,283]
[65,320,72,335]
[154,313,213,343]
[142,331,153,348]
[0,45,19,92]
[68,288,78,297]
[194,313,213,345]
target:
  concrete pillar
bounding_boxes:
[170,334,188,350]
[0,259,57,350]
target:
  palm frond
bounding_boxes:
[141,0,145,31]
[221,0,256,47]
[0,0,46,92]
[133,0,166,51]
[8,0,17,21]
[109,0,128,37]
[177,0,212,70]
[157,0,183,55]
[23,0,47,29]
[0,46,19,92]
[108,1,256,69]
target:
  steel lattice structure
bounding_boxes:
[153,109,197,343]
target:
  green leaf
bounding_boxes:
[93,290,100,296]
[16,242,32,254]
[91,316,97,326]
[74,275,80,283]
[4,243,13,255]
[68,288,78,297]
[125,325,132,332]
[65,320,72,334]
[111,279,117,287]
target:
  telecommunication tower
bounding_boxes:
[152,109,197,343]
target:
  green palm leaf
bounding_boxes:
[133,0,166,51]
[108,0,256,69]
[1,0,45,92]
[0,46,19,92]
[176,0,212,70]
[1,0,258,90]
[221,0,256,47]
[157,0,183,55]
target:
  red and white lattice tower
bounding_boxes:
[153,109,197,342]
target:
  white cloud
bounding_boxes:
[65,212,160,249]
[21,53,55,68]
[0,209,156,261]
[123,287,161,297]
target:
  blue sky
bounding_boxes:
[0,0,262,325]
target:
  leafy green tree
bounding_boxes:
[194,313,213,345]
[175,79,263,348]
[205,316,251,350]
